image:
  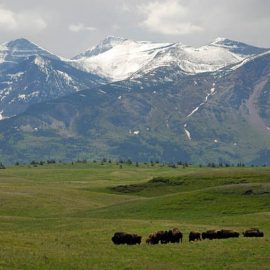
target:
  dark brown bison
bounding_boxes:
[146,228,183,244]
[202,229,240,240]
[217,230,240,239]
[112,232,142,245]
[170,228,183,243]
[189,231,201,242]
[243,228,264,237]
[202,230,218,240]
[146,231,167,244]
[146,232,162,245]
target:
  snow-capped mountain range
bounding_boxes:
[0,36,270,164]
[0,37,266,119]
[0,36,268,119]
[71,36,268,81]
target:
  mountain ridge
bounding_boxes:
[2,36,267,119]
[0,38,107,119]
[72,36,268,81]
[0,36,270,164]
[0,48,270,164]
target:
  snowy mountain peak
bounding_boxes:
[69,36,270,82]
[0,37,58,71]
[101,36,127,45]
[72,38,175,81]
[211,37,229,44]
[5,38,58,59]
[210,37,267,56]
[210,37,252,49]
[5,38,41,50]
[73,36,128,59]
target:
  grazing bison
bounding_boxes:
[146,228,183,244]
[217,230,240,239]
[146,232,162,245]
[202,229,240,240]
[112,232,142,245]
[156,231,167,244]
[146,231,167,244]
[243,228,264,237]
[189,231,201,242]
[202,230,218,240]
[170,228,183,243]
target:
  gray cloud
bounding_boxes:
[0,0,269,57]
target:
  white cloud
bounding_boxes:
[69,23,96,32]
[138,0,203,35]
[0,7,17,30]
[0,6,47,32]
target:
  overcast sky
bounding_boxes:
[0,0,269,58]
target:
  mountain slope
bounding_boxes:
[0,37,269,164]
[0,51,270,164]
[0,38,58,71]
[0,39,106,119]
[0,37,267,119]
[0,55,105,118]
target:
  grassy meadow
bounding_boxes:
[0,162,269,269]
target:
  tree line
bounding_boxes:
[0,158,268,169]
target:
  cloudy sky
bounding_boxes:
[0,0,269,58]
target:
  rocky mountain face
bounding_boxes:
[0,37,269,164]
[0,38,58,71]
[0,39,106,119]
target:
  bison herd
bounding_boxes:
[112,228,264,245]
[146,228,182,244]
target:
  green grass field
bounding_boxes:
[0,162,269,269]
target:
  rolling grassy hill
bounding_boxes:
[0,163,269,269]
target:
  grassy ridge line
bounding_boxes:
[84,185,270,222]
[0,164,270,219]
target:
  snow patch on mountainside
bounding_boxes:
[18,91,39,101]
[34,56,47,69]
[187,106,200,118]
[0,111,5,120]
[8,72,24,80]
[32,56,52,82]
[0,87,12,101]
[230,50,270,71]
[0,44,8,64]
[57,70,73,83]
[137,43,244,78]
[187,83,216,118]
[184,127,192,140]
